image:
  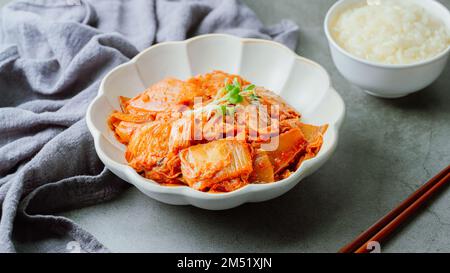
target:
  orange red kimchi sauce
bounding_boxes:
[108,71,328,193]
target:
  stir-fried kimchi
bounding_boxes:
[108,71,328,193]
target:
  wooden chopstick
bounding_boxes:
[355,171,450,253]
[339,165,450,253]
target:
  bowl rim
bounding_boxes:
[86,34,346,200]
[324,0,450,69]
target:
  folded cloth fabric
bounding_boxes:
[0,0,298,253]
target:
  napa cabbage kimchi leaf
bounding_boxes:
[249,149,275,183]
[264,128,308,174]
[179,140,253,191]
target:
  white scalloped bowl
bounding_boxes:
[86,34,345,210]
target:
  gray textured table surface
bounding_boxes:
[4,0,450,253]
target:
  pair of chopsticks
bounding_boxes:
[339,164,450,253]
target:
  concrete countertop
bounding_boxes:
[5,0,450,253]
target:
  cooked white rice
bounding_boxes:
[331,0,450,64]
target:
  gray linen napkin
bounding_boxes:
[0,0,299,253]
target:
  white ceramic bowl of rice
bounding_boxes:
[324,0,450,98]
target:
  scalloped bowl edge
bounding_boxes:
[86,34,346,210]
